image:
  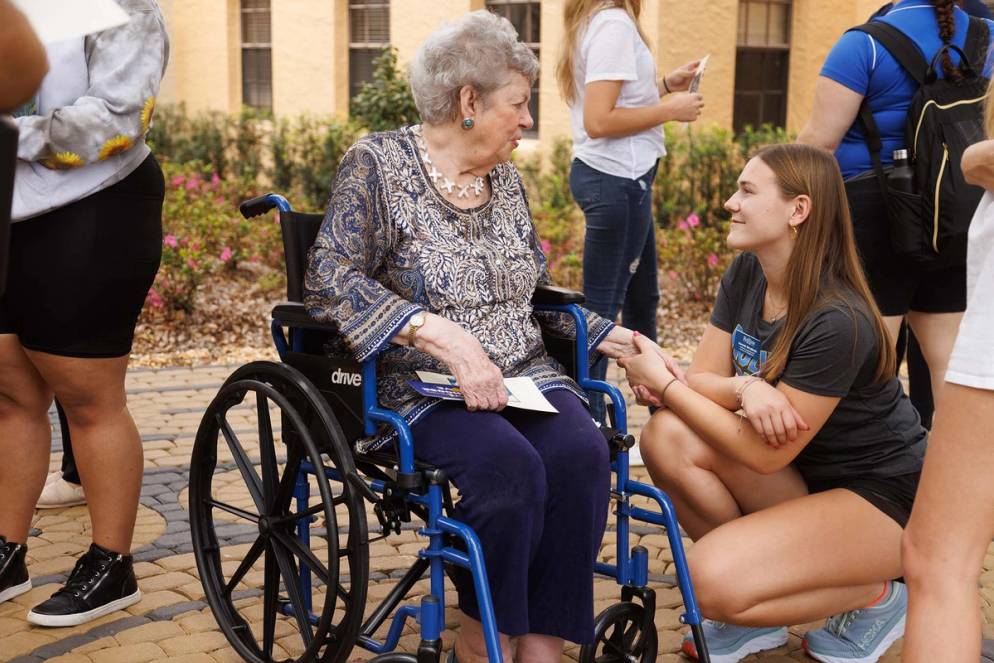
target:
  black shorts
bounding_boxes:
[806,471,921,528]
[0,155,164,358]
[845,176,966,316]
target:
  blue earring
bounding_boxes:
[462,117,474,130]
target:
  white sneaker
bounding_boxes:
[36,474,86,509]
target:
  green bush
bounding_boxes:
[349,48,420,132]
[148,162,283,313]
[148,103,792,309]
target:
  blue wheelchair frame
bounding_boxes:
[261,194,708,663]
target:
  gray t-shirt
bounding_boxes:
[710,253,926,483]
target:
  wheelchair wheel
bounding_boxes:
[190,361,369,663]
[579,601,657,663]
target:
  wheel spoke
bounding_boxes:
[262,544,280,660]
[257,392,280,512]
[271,502,326,526]
[223,536,266,597]
[272,530,330,584]
[207,499,260,523]
[217,414,266,513]
[270,536,315,647]
[273,445,304,514]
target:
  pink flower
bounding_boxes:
[170,175,185,188]
[677,220,689,230]
[540,239,552,254]
[219,246,233,263]
[163,234,178,248]
[185,176,201,191]
[687,213,701,228]
[186,258,198,270]
[146,287,163,308]
[707,253,719,267]
[210,172,221,190]
[668,270,679,280]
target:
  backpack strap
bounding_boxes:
[849,21,929,85]
[845,22,927,198]
[963,16,990,76]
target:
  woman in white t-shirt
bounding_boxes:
[901,77,994,663]
[555,0,703,423]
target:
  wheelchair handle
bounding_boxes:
[239,193,292,219]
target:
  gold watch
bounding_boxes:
[407,312,426,346]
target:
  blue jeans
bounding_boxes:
[569,158,659,424]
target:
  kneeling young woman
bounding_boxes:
[618,144,925,663]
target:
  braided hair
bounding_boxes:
[934,0,964,81]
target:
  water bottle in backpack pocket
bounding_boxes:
[851,17,989,266]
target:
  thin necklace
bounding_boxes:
[413,126,486,199]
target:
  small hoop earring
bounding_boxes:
[790,225,799,240]
[462,117,474,130]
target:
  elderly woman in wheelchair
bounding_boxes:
[188,10,710,663]
[303,10,651,663]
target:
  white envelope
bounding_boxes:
[13,0,129,44]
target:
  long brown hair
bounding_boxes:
[755,144,896,382]
[555,0,650,106]
[935,0,965,81]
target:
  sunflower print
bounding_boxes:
[41,151,85,170]
[99,135,134,161]
[140,96,156,134]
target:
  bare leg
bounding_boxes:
[902,383,994,663]
[25,351,143,554]
[906,310,964,405]
[881,315,904,353]
[455,613,514,663]
[688,489,904,626]
[639,410,808,539]
[0,336,54,543]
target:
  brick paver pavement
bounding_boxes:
[3,363,994,663]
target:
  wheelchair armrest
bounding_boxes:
[531,284,585,306]
[271,302,340,332]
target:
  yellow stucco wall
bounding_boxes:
[271,1,344,117]
[158,0,890,146]
[158,0,240,114]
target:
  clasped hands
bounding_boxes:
[616,332,809,448]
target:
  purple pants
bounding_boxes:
[412,389,610,644]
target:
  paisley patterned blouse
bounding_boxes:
[304,127,614,452]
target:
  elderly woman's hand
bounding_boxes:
[415,314,509,411]
[617,334,687,404]
[596,326,638,359]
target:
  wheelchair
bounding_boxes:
[188,194,711,663]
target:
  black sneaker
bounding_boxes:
[27,543,140,627]
[0,536,31,604]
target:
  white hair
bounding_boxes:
[409,10,539,124]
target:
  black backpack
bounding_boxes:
[849,17,989,266]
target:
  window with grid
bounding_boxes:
[349,1,390,100]
[733,0,791,133]
[241,0,272,110]
[486,0,540,136]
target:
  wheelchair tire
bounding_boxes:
[189,361,369,663]
[367,655,418,663]
[579,601,658,663]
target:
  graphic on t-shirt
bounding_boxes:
[731,324,766,376]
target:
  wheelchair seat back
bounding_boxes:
[279,210,324,303]
[274,210,367,442]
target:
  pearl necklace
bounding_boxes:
[413,126,486,199]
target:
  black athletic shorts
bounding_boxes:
[845,176,966,316]
[0,154,164,358]
[806,471,921,528]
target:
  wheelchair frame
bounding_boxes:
[191,193,711,663]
